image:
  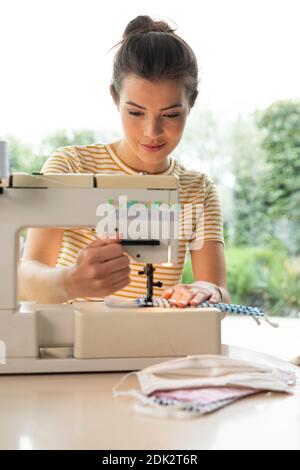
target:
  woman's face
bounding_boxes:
[113,74,190,171]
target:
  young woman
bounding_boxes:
[20,15,230,307]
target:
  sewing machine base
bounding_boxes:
[0,302,223,374]
[0,355,185,375]
[74,303,223,359]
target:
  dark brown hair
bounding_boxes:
[111,16,199,107]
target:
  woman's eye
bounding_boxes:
[128,111,180,119]
[128,111,143,116]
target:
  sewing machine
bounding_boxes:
[0,141,224,374]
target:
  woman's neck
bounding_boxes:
[112,140,171,174]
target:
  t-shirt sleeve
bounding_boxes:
[40,146,89,243]
[41,146,81,174]
[188,176,224,250]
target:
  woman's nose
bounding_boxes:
[143,118,163,139]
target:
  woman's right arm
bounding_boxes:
[19,227,72,303]
[19,228,130,303]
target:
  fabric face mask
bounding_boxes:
[113,355,296,418]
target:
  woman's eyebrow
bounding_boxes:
[125,100,183,111]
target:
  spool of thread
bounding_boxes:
[0,141,9,178]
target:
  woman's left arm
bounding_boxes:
[162,241,230,307]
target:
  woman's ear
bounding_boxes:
[110,84,120,108]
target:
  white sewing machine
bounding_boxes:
[0,141,224,374]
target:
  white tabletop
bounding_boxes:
[0,317,300,450]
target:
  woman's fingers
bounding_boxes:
[162,283,223,308]
[189,290,212,306]
[162,287,174,299]
[208,292,220,304]
[170,288,196,307]
[166,285,197,308]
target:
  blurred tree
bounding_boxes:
[40,129,99,155]
[256,100,300,223]
[229,115,274,246]
[6,135,43,173]
[5,129,115,173]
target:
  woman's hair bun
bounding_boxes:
[111,15,199,108]
[123,15,175,39]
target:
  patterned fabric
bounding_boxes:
[150,386,259,415]
[134,297,279,327]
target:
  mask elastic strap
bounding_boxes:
[112,371,139,397]
[263,315,279,328]
[113,377,164,408]
[113,372,175,409]
[251,315,261,325]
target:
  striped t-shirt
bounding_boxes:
[41,143,224,300]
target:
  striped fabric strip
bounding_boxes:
[148,387,258,415]
[150,386,258,404]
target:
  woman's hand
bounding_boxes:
[64,237,130,299]
[162,281,223,308]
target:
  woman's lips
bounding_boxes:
[140,143,166,152]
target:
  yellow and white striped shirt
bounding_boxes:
[41,143,224,300]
